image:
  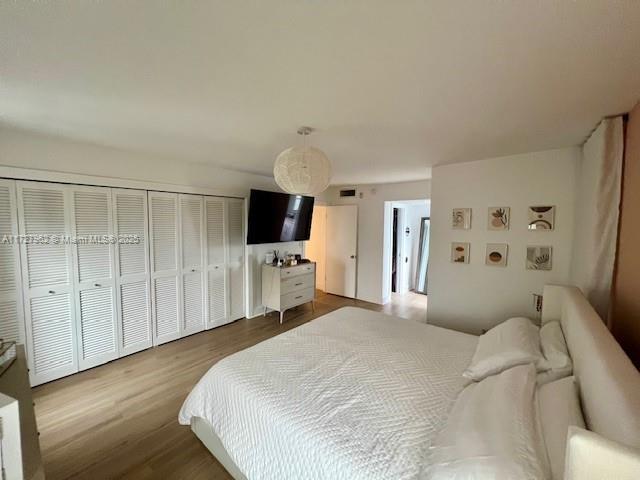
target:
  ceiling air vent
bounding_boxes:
[339,189,357,197]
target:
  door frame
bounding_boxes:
[414,217,430,295]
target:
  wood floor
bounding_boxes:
[32,291,427,480]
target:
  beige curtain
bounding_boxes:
[570,117,624,321]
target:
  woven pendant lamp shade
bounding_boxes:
[273,127,331,195]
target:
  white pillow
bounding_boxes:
[538,376,585,480]
[423,364,549,479]
[464,317,544,381]
[537,321,573,385]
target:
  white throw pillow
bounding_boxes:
[538,376,585,480]
[423,364,549,480]
[537,321,573,385]
[464,317,544,381]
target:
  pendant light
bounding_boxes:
[273,126,332,195]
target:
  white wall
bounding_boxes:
[427,148,579,334]
[324,180,431,304]
[305,205,327,291]
[0,126,277,196]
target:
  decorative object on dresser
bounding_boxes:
[262,262,316,324]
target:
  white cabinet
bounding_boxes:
[0,180,24,346]
[17,182,78,386]
[149,192,181,345]
[262,263,316,324]
[70,186,119,371]
[112,189,152,356]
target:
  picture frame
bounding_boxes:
[527,206,555,230]
[452,208,472,229]
[451,242,470,264]
[485,243,508,267]
[488,207,510,230]
[526,245,552,270]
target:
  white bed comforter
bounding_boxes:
[179,307,478,480]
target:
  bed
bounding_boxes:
[179,286,640,479]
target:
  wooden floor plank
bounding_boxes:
[32,291,427,479]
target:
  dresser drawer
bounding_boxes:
[281,287,315,310]
[280,263,315,279]
[281,273,315,294]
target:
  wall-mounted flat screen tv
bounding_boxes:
[247,189,315,244]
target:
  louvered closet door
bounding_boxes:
[0,180,24,345]
[112,189,152,356]
[204,197,227,328]
[180,194,205,336]
[70,186,118,371]
[17,182,78,386]
[227,198,245,321]
[149,192,181,345]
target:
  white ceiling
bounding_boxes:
[1,1,639,185]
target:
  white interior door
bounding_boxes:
[17,181,78,386]
[180,194,205,336]
[70,186,119,371]
[227,198,245,321]
[325,205,358,298]
[204,197,227,328]
[0,180,24,346]
[113,188,152,356]
[149,192,181,345]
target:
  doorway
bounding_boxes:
[383,199,430,305]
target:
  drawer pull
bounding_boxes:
[294,282,303,286]
[48,290,55,295]
[94,283,101,287]
[295,295,303,299]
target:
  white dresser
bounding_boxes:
[262,262,316,323]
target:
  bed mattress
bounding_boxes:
[179,307,478,480]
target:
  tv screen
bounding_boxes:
[247,189,315,244]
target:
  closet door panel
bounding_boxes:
[149,192,181,345]
[204,197,227,329]
[20,186,70,289]
[0,180,24,344]
[227,199,245,321]
[70,186,118,370]
[113,189,152,356]
[78,286,117,369]
[206,198,225,265]
[29,293,75,382]
[73,190,113,282]
[182,271,204,335]
[208,267,227,327]
[154,276,180,340]
[120,281,150,350]
[180,195,204,336]
[151,195,178,273]
[115,192,148,277]
[18,182,77,386]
